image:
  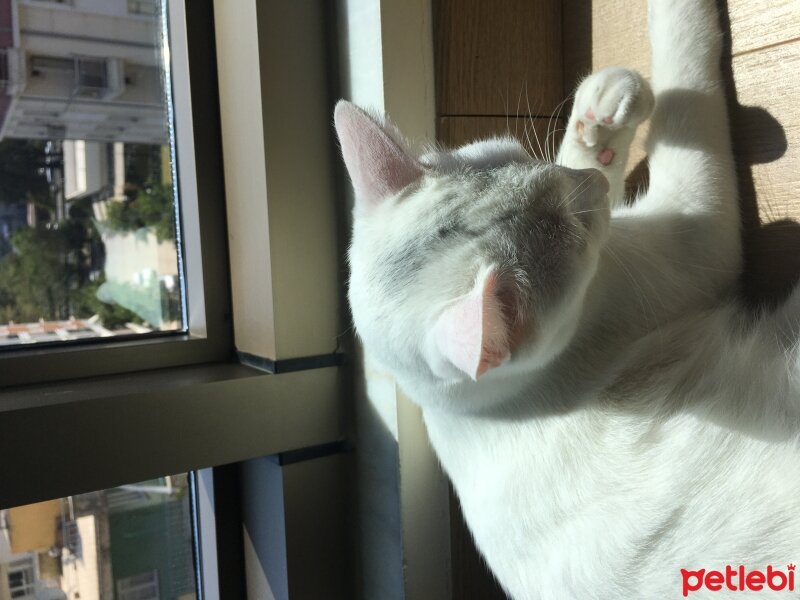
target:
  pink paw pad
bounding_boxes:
[602,116,614,124]
[597,147,614,166]
[585,108,596,120]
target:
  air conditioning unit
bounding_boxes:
[73,57,125,100]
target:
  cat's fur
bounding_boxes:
[335,1,800,598]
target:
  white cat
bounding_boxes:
[335,0,800,598]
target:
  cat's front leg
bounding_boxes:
[642,0,741,285]
[557,68,653,208]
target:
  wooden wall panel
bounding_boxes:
[730,41,800,302]
[435,0,563,116]
[561,0,593,93]
[728,0,800,55]
[439,116,564,160]
[562,0,800,304]
[563,0,800,81]
[732,43,800,219]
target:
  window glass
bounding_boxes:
[0,0,184,348]
[0,473,197,599]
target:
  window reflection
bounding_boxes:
[0,0,184,347]
[0,475,197,600]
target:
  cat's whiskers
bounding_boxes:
[570,208,607,216]
[545,127,566,158]
[500,87,511,140]
[553,92,572,158]
[559,175,594,210]
[522,120,536,160]
[514,81,525,140]
[546,93,572,162]
[524,81,546,160]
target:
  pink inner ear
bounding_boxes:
[434,269,510,381]
[334,101,422,211]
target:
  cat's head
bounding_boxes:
[335,101,609,395]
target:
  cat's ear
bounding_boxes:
[334,101,423,213]
[432,266,511,381]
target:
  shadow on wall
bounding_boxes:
[618,0,799,310]
[715,0,800,309]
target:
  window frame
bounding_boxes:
[7,554,37,598]
[0,1,351,598]
[0,0,233,388]
[0,0,347,502]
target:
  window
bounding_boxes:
[29,56,73,73]
[7,556,36,599]
[1,475,195,600]
[2,2,183,351]
[0,0,232,386]
[117,571,160,600]
[72,57,108,98]
[1,0,347,597]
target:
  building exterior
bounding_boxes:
[0,477,196,600]
[0,0,181,338]
[0,0,167,145]
[0,501,68,600]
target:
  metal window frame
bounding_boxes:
[7,554,37,597]
[0,0,347,506]
[0,1,350,599]
[0,0,233,388]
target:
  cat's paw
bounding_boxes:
[571,68,654,165]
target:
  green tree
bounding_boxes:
[0,226,73,321]
[73,277,143,330]
[105,182,176,242]
[0,222,96,323]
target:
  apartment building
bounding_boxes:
[0,0,167,144]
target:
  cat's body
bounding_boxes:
[424,298,800,599]
[335,1,800,598]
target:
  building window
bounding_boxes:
[7,556,36,599]
[73,57,109,98]
[29,55,73,77]
[128,0,159,16]
[117,571,160,600]
[1,475,195,600]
